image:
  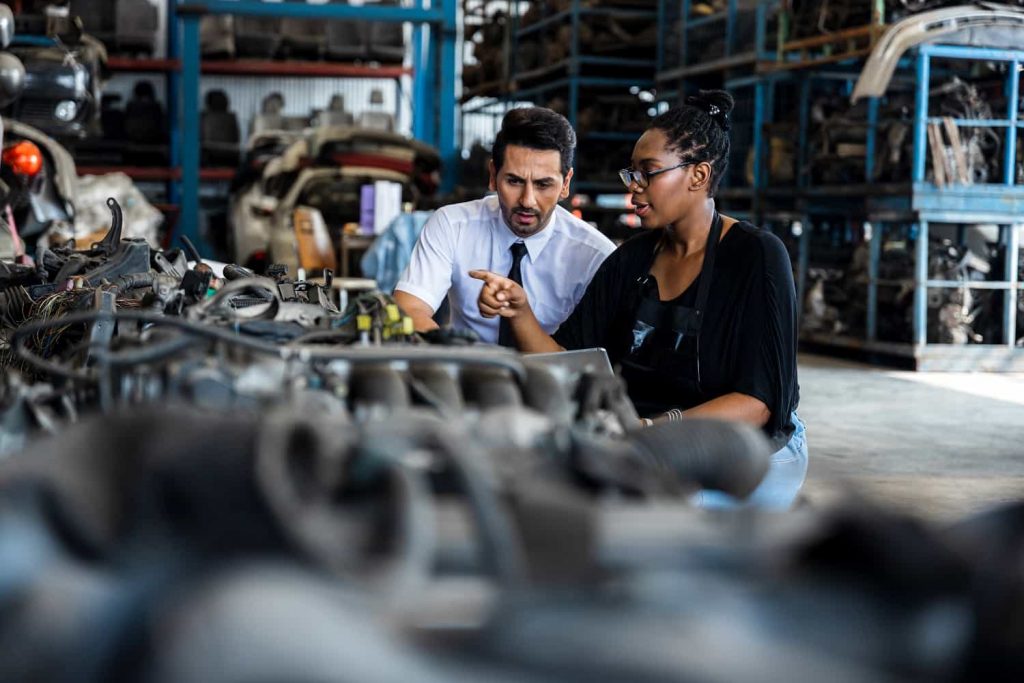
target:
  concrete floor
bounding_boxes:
[797,353,1024,520]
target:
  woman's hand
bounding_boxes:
[469,270,531,319]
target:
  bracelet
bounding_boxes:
[640,417,654,428]
[664,408,683,422]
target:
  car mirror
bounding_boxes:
[0,53,25,109]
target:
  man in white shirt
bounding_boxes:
[394,107,615,345]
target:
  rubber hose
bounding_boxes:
[460,366,522,409]
[625,418,773,498]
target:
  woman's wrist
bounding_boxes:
[510,303,539,327]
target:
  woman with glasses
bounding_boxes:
[469,90,807,509]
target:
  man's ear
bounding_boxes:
[690,161,712,192]
[488,159,497,192]
[560,168,574,199]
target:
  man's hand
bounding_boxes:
[468,270,530,319]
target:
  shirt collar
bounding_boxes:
[487,196,560,262]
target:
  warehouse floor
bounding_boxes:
[798,354,1024,520]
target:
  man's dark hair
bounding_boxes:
[649,89,734,198]
[491,107,576,176]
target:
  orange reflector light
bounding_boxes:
[3,141,43,177]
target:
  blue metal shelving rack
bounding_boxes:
[655,1,1023,369]
[898,43,1021,367]
[174,0,459,256]
[655,0,776,102]
[461,0,659,195]
[782,45,1024,369]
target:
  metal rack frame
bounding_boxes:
[656,3,1023,368]
[655,0,776,95]
[460,0,659,193]
[175,0,459,255]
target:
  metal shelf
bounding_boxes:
[77,166,236,182]
[801,333,1024,372]
[656,51,761,81]
[108,57,180,73]
[686,11,729,30]
[923,280,1022,290]
[925,117,1018,127]
[580,132,643,142]
[200,59,411,78]
[175,0,458,257]
[512,56,655,85]
[516,7,658,39]
[108,57,411,78]
[511,77,651,102]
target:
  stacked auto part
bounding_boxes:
[230,119,441,272]
[645,2,1024,367]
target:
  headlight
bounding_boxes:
[54,100,77,122]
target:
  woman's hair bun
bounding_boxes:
[685,89,734,132]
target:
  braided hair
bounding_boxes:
[649,89,734,198]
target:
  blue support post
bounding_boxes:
[912,50,930,183]
[179,11,206,256]
[681,0,690,74]
[1004,60,1019,185]
[913,221,929,347]
[752,80,765,191]
[796,219,810,324]
[569,0,580,127]
[167,0,180,209]
[754,1,767,60]
[438,0,458,192]
[865,97,879,181]
[509,0,521,82]
[656,0,665,74]
[752,79,767,218]
[411,24,425,140]
[797,78,809,187]
[725,0,737,57]
[411,0,434,143]
[867,221,880,341]
[1006,225,1020,347]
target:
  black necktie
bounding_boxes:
[498,241,528,347]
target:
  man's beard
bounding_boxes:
[503,207,549,237]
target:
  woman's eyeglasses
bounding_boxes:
[618,161,692,190]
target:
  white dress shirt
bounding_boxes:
[395,195,616,343]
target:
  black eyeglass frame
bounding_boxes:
[618,161,694,189]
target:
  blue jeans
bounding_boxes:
[693,412,808,510]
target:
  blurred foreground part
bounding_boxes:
[0,404,1020,683]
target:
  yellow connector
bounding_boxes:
[402,316,414,335]
[356,314,372,331]
[386,304,400,323]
